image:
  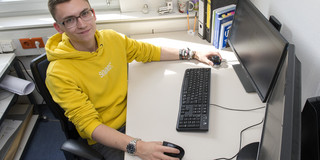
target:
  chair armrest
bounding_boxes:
[61,139,104,160]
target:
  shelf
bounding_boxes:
[0,53,39,159]
[13,114,38,160]
[0,104,34,160]
[0,53,15,81]
[0,53,18,125]
[0,90,16,123]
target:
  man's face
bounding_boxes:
[53,0,96,45]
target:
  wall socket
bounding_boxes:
[19,37,45,49]
[12,37,48,56]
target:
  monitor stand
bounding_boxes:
[237,142,259,160]
[232,64,256,93]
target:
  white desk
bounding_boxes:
[125,31,265,160]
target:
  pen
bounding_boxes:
[187,9,190,30]
[193,12,197,32]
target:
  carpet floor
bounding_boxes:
[21,105,66,160]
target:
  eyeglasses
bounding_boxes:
[58,9,94,29]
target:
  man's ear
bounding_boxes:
[53,22,64,34]
[92,9,97,21]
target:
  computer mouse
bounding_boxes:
[210,55,221,66]
[163,141,185,159]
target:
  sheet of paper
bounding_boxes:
[0,89,15,120]
[0,119,22,150]
[0,75,35,96]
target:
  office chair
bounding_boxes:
[30,53,104,160]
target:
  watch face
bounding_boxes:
[127,144,135,154]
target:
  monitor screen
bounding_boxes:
[228,0,288,102]
[257,44,301,160]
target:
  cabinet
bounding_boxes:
[0,53,38,160]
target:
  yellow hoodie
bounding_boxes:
[45,29,161,145]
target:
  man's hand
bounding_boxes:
[135,141,180,160]
[194,50,222,66]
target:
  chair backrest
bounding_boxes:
[30,53,79,139]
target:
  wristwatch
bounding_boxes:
[126,138,141,155]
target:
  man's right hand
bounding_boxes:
[135,141,180,160]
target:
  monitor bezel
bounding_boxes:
[256,44,301,160]
[227,0,289,102]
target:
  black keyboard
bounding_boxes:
[176,68,211,131]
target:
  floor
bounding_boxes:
[21,105,66,160]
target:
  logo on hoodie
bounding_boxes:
[99,62,113,78]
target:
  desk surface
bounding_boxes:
[125,31,265,160]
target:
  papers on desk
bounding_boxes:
[0,119,22,150]
[0,89,15,120]
[0,75,35,96]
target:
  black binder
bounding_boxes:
[204,0,237,43]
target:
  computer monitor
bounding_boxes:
[236,44,301,160]
[227,0,288,102]
[301,96,320,159]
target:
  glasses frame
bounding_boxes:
[57,9,94,28]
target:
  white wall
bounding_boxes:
[0,13,194,105]
[251,0,320,107]
[120,0,177,12]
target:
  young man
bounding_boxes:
[46,0,221,159]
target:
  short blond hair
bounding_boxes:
[48,0,90,21]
